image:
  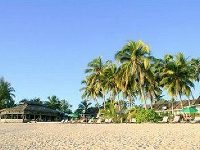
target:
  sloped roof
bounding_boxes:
[0,102,61,115]
[153,97,200,110]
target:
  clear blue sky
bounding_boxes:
[0,0,200,109]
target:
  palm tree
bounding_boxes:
[0,77,15,109]
[115,40,151,109]
[46,95,61,110]
[160,53,194,111]
[80,77,102,109]
[82,57,110,109]
[60,99,72,113]
[145,58,163,109]
[103,62,119,103]
[190,58,200,82]
[78,100,92,113]
[116,65,138,108]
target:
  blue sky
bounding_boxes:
[0,0,200,109]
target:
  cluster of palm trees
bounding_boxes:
[81,40,200,113]
[20,96,72,113]
[0,77,15,109]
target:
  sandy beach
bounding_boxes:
[0,123,199,150]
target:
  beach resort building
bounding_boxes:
[0,101,61,123]
[153,97,200,115]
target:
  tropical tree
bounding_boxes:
[60,99,72,113]
[0,77,15,109]
[145,58,163,109]
[80,77,102,109]
[46,95,61,110]
[30,97,43,104]
[103,62,119,103]
[75,100,91,116]
[160,53,194,110]
[190,58,200,82]
[82,57,110,109]
[115,40,151,109]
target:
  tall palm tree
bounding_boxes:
[160,53,194,111]
[115,40,151,109]
[145,58,163,109]
[46,95,61,110]
[78,100,92,113]
[80,77,102,109]
[116,64,137,108]
[0,77,15,109]
[83,57,109,109]
[190,58,200,82]
[103,62,119,102]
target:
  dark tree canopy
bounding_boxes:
[0,77,15,109]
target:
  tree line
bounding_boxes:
[81,40,200,113]
[0,77,72,114]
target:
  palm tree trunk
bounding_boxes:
[179,94,183,109]
[103,94,106,110]
[140,85,146,109]
[128,94,132,108]
[117,92,122,114]
[144,99,147,109]
[188,92,195,106]
[96,99,100,111]
[149,92,153,109]
[171,98,174,115]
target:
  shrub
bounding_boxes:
[135,108,161,123]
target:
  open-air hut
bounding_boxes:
[0,101,61,123]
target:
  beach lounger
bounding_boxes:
[64,119,69,123]
[190,117,200,123]
[80,119,85,123]
[105,118,112,123]
[158,116,168,123]
[172,116,180,123]
[96,118,102,124]
[88,118,94,124]
[130,118,136,123]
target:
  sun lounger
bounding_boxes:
[80,119,85,123]
[172,116,180,123]
[190,117,200,123]
[130,118,136,123]
[96,118,102,124]
[105,118,112,123]
[64,119,70,123]
[158,116,169,123]
[87,118,94,124]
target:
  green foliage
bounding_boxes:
[45,96,72,113]
[135,108,161,123]
[19,98,43,105]
[74,100,98,118]
[0,77,15,109]
[19,95,72,113]
[60,99,72,113]
[100,101,127,123]
[81,40,200,116]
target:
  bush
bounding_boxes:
[135,108,161,123]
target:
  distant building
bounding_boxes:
[0,101,61,123]
[152,97,200,115]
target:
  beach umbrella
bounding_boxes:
[181,106,198,114]
[67,113,78,118]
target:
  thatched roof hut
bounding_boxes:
[152,97,200,112]
[0,101,61,123]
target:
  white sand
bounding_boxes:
[0,123,199,150]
